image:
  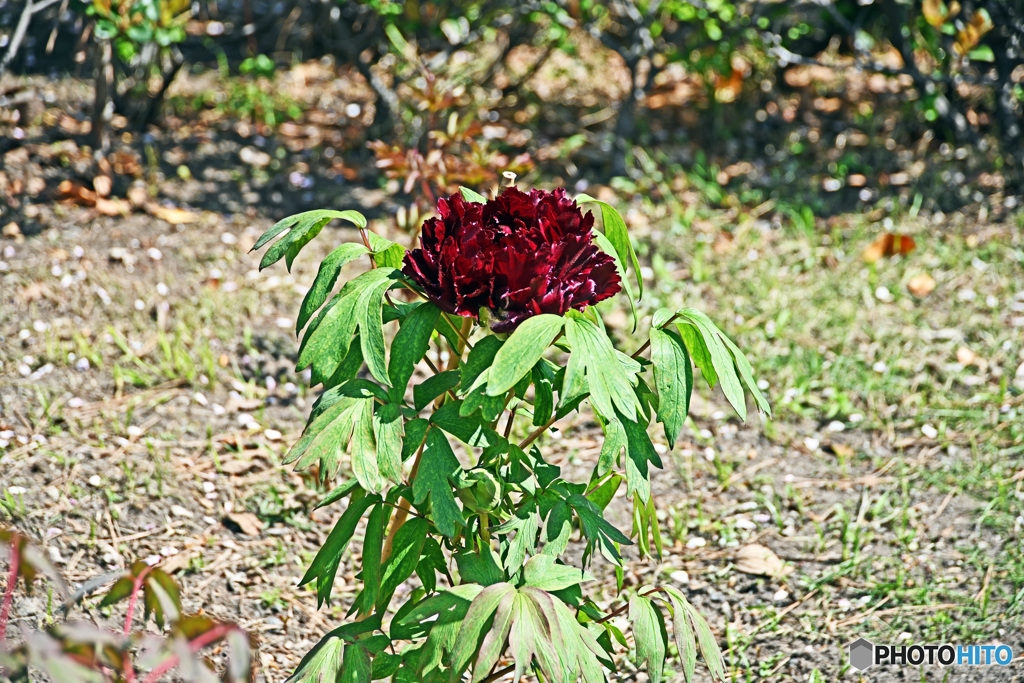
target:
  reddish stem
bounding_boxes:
[0,539,20,642]
[123,566,152,635]
[142,623,233,683]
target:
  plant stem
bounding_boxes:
[443,312,475,351]
[142,624,233,683]
[519,414,558,450]
[480,664,515,683]
[502,405,517,440]
[0,539,20,642]
[123,566,153,635]
[631,313,680,359]
[595,587,661,624]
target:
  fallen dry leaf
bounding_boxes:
[57,179,97,206]
[17,282,51,303]
[863,233,916,263]
[95,196,129,216]
[907,273,936,297]
[734,544,792,579]
[2,222,21,238]
[224,512,263,536]
[145,202,199,224]
[220,459,258,475]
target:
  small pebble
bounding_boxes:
[126,425,143,437]
[88,475,102,487]
[171,504,193,518]
[921,424,939,439]
[685,537,707,549]
[75,358,90,371]
[68,397,84,408]
[156,282,170,296]
[827,421,845,432]
[7,486,27,495]
[147,248,162,261]
[264,429,283,441]
[803,437,820,450]
[849,413,864,423]
[703,447,715,462]
[669,570,689,584]
[773,588,790,602]
[872,361,888,373]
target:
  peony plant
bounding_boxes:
[252,184,770,683]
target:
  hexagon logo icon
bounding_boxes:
[848,638,875,671]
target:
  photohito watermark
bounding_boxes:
[848,638,1014,671]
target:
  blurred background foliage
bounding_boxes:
[2,0,1022,211]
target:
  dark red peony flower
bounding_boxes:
[402,188,621,332]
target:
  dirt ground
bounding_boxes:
[2,69,1023,683]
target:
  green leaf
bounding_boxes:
[674,320,717,389]
[298,268,399,384]
[629,594,668,683]
[565,313,638,420]
[316,478,360,510]
[253,209,366,271]
[680,316,744,419]
[507,590,561,682]
[340,640,371,683]
[377,517,428,611]
[297,243,371,333]
[543,500,573,557]
[373,402,405,484]
[522,555,594,592]
[470,588,516,682]
[619,411,663,504]
[284,628,347,683]
[576,193,643,298]
[350,397,382,492]
[666,593,696,683]
[431,401,507,449]
[650,328,692,447]
[412,428,464,536]
[405,585,483,676]
[350,502,387,615]
[567,494,632,564]
[450,583,516,680]
[592,227,638,331]
[596,416,626,478]
[357,271,399,385]
[455,546,505,586]
[301,493,379,606]
[388,302,441,401]
[459,186,488,203]
[486,314,565,397]
[586,473,623,512]
[531,363,555,426]
[663,586,726,682]
[414,370,461,411]
[493,498,540,572]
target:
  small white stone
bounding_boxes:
[212,404,226,415]
[264,429,283,441]
[75,358,90,371]
[32,320,48,332]
[803,437,820,450]
[156,282,170,296]
[753,513,772,523]
[735,517,756,530]
[756,379,769,390]
[703,447,716,462]
[158,545,179,556]
[921,424,939,439]
[773,588,790,602]
[202,481,216,493]
[653,442,668,455]
[220,232,237,245]
[147,248,163,261]
[685,537,707,549]
[88,475,102,487]
[126,425,143,437]
[275,317,292,329]
[711,410,726,421]
[699,428,713,440]
[194,392,208,406]
[144,554,162,565]
[872,361,889,373]
[669,570,689,584]
[7,486,27,495]
[874,286,893,302]
[827,420,845,432]
[849,413,864,423]
[170,504,194,518]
